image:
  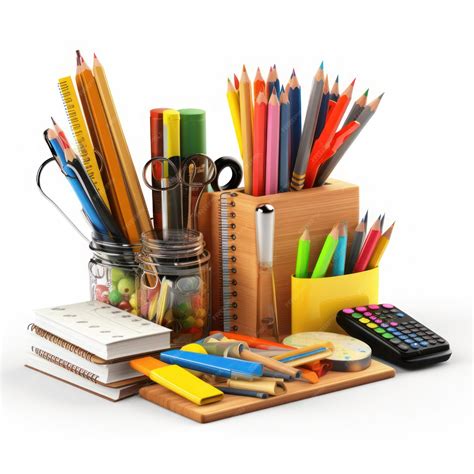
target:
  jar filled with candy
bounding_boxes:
[137,229,211,346]
[89,234,140,314]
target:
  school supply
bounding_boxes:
[253,68,265,104]
[368,222,395,268]
[255,204,279,340]
[216,386,269,399]
[336,304,452,369]
[314,75,330,141]
[288,71,301,173]
[353,215,382,272]
[130,356,223,405]
[33,301,170,360]
[332,222,347,276]
[239,66,254,194]
[272,342,334,367]
[138,359,395,423]
[284,332,372,372]
[160,349,263,379]
[311,224,339,278]
[346,211,368,274]
[179,108,206,157]
[252,91,267,196]
[26,351,145,402]
[295,228,311,278]
[265,89,280,195]
[278,87,290,193]
[225,378,286,396]
[227,79,243,156]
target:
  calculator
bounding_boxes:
[336,304,452,369]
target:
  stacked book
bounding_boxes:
[26,301,171,401]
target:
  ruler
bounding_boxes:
[58,76,110,209]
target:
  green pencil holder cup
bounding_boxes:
[291,267,379,334]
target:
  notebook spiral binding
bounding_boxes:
[28,323,96,362]
[31,347,99,383]
[218,192,239,332]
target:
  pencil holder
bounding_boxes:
[291,267,379,334]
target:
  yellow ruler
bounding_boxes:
[58,76,110,209]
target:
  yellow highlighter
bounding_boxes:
[130,356,223,406]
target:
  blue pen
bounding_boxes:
[332,223,347,276]
[160,350,263,379]
[47,134,108,235]
[278,347,327,364]
[278,87,290,193]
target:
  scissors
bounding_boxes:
[142,154,242,231]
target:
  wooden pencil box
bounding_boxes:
[197,178,359,337]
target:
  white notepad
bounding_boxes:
[34,301,171,360]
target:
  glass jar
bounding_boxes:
[89,234,140,314]
[137,229,211,346]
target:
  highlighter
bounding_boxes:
[130,356,223,406]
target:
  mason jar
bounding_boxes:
[137,229,211,346]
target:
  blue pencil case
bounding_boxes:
[160,350,263,379]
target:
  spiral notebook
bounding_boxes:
[197,180,359,336]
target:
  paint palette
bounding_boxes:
[336,304,452,369]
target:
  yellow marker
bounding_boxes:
[58,76,110,208]
[226,79,243,156]
[163,110,181,159]
[368,223,395,269]
[130,356,223,406]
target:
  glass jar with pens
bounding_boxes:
[136,229,211,347]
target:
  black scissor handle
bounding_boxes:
[211,156,243,191]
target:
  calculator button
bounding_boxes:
[382,304,394,309]
[427,339,437,345]
[368,305,380,310]
[382,310,390,314]
[382,333,394,339]
[369,315,377,321]
[375,319,383,324]
[425,331,434,336]
[356,306,367,312]
[390,338,402,344]
[359,317,370,323]
[343,308,355,314]
[351,313,363,319]
[405,338,414,344]
[398,335,408,340]
[410,343,421,349]
[393,331,402,336]
[396,312,405,317]
[401,321,410,326]
[389,322,398,327]
[390,308,399,313]
[367,323,378,329]
[401,330,411,335]
[414,323,423,328]
[409,333,418,338]
[375,328,386,334]
[381,323,389,328]
[436,339,446,344]
[420,341,429,347]
[387,328,397,333]
[398,343,410,351]
[414,337,424,342]
[374,311,382,315]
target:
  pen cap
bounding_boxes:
[178,108,206,157]
[255,204,275,266]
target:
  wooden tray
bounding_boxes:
[139,360,395,423]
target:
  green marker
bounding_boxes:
[295,228,311,278]
[178,108,206,157]
[311,224,339,278]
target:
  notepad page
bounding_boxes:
[34,301,169,347]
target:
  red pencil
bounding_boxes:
[353,217,382,272]
[254,68,265,105]
[233,73,240,92]
[252,91,267,196]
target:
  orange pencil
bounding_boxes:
[239,66,253,194]
[304,79,355,188]
[253,68,265,105]
[252,91,267,196]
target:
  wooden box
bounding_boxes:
[197,179,359,337]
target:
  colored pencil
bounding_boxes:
[295,228,311,278]
[288,70,301,174]
[315,93,384,186]
[311,224,339,278]
[93,54,152,238]
[266,67,277,100]
[380,213,386,232]
[252,91,267,196]
[304,79,355,188]
[273,65,280,98]
[290,61,324,191]
[345,89,368,124]
[233,73,240,92]
[353,217,382,273]
[332,223,347,276]
[226,79,243,156]
[314,74,330,141]
[265,88,280,195]
[278,87,290,192]
[253,68,265,105]
[239,66,253,194]
[368,222,395,269]
[346,212,367,274]
[329,75,340,102]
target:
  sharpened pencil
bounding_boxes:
[252,91,267,196]
[346,214,367,274]
[253,68,265,105]
[368,222,395,268]
[265,88,280,195]
[311,224,339,278]
[353,216,382,273]
[288,71,301,174]
[278,87,290,192]
[239,66,253,194]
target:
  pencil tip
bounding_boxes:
[364,88,369,96]
[335,75,339,83]
[364,210,368,223]
[379,92,385,99]
[75,50,81,66]
[242,65,247,73]
[292,68,295,77]
[51,117,56,125]
[320,60,324,69]
[350,78,356,86]
[93,52,97,59]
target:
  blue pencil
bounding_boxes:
[278,87,290,192]
[314,74,330,140]
[47,130,108,235]
[274,65,280,98]
[332,223,348,276]
[288,70,301,174]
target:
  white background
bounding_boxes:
[1,0,472,472]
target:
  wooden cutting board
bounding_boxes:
[139,360,395,423]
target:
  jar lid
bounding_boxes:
[141,229,205,259]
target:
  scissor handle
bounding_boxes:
[36,157,89,242]
[142,156,181,192]
[181,154,217,187]
[211,156,243,191]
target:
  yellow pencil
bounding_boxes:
[239,66,253,194]
[226,79,243,157]
[368,222,395,268]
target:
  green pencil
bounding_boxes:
[311,225,339,278]
[295,228,311,278]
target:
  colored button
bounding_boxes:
[368,304,380,310]
[389,322,398,327]
[369,315,377,320]
[390,338,402,344]
[387,328,397,333]
[343,308,355,314]
[420,341,429,347]
[365,312,374,317]
[398,343,410,351]
[405,338,414,344]
[382,333,394,339]
[410,343,420,349]
[381,323,389,328]
[396,312,405,317]
[367,323,378,329]
[414,337,424,342]
[351,312,363,319]
[375,328,385,334]
[398,335,408,340]
[375,319,383,324]
[359,317,370,324]
[382,304,394,309]
[356,306,367,312]
[393,331,402,336]
[409,333,418,338]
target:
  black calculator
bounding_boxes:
[336,304,452,369]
